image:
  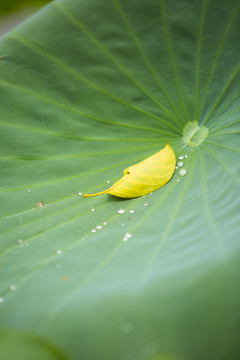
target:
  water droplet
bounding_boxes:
[0,297,4,303]
[144,202,148,207]
[129,210,135,214]
[120,322,133,334]
[177,179,180,182]
[118,209,125,214]
[78,192,83,196]
[123,232,132,241]
[56,250,63,255]
[91,208,95,212]
[96,225,102,230]
[27,189,31,193]
[179,156,184,160]
[177,161,183,167]
[17,239,23,244]
[125,232,132,238]
[103,222,107,226]
[185,155,188,158]
[37,201,44,208]
[179,168,187,176]
[10,284,16,291]
[106,180,110,184]
[91,229,97,233]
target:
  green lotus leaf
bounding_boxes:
[0,0,239,359]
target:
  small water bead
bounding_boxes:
[175,166,178,170]
[96,225,102,230]
[177,179,180,182]
[91,229,97,233]
[0,297,4,303]
[118,209,125,214]
[185,155,188,158]
[106,180,110,184]
[124,232,132,240]
[144,202,148,207]
[179,156,184,160]
[177,162,183,167]
[78,192,83,196]
[129,210,135,214]
[56,250,63,255]
[91,208,95,212]
[17,239,23,244]
[37,201,44,208]
[27,189,31,193]
[179,168,187,177]
[123,233,132,241]
[10,284,16,291]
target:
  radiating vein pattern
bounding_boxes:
[0,0,240,359]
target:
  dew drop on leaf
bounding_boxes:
[0,297,4,303]
[91,208,95,212]
[91,229,97,233]
[96,225,102,230]
[177,179,180,182]
[144,202,148,207]
[56,250,63,255]
[10,284,16,291]
[179,169,187,177]
[37,201,44,208]
[78,192,83,196]
[177,162,183,167]
[103,222,107,226]
[129,210,135,214]
[179,156,184,160]
[118,209,125,214]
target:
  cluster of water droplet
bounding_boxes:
[17,239,29,248]
[176,155,188,182]
[91,221,107,233]
[123,232,132,242]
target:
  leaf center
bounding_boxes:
[182,121,209,147]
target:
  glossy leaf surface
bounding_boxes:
[0,0,240,359]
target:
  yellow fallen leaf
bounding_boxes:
[84,143,176,199]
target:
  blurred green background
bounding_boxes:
[0,0,52,36]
